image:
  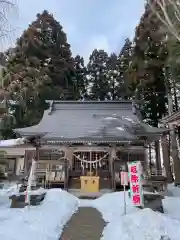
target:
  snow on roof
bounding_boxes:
[14,101,167,142]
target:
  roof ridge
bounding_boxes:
[45,100,133,104]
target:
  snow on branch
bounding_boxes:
[147,0,180,41]
[0,0,18,42]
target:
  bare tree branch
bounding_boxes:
[147,0,180,41]
[0,0,18,42]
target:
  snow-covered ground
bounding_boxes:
[0,182,21,208]
[79,191,139,221]
[79,190,180,240]
[0,183,180,239]
[163,184,180,222]
[0,186,78,240]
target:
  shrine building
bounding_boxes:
[13,100,167,192]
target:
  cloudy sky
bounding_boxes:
[4,0,145,60]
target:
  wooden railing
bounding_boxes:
[147,169,165,176]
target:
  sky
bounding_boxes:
[3,0,145,61]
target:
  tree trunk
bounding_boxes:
[177,127,180,146]
[171,127,180,185]
[161,134,173,183]
[173,82,178,111]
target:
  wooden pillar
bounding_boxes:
[161,133,173,183]
[14,157,17,175]
[24,150,35,176]
[155,140,162,171]
[148,143,153,174]
[64,147,73,168]
[143,144,149,177]
[109,147,116,191]
[33,139,40,187]
[64,146,73,190]
[64,158,68,190]
[24,151,27,176]
[171,125,180,185]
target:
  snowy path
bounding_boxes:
[0,184,180,239]
[61,207,105,240]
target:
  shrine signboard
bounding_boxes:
[128,161,144,207]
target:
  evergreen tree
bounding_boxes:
[4,46,51,126]
[74,55,88,100]
[106,40,135,100]
[116,38,134,99]
[87,49,110,100]
[132,5,168,127]
[3,10,77,127]
[106,53,119,100]
[166,36,180,111]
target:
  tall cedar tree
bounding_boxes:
[74,55,88,100]
[106,40,134,100]
[116,38,134,99]
[87,49,110,100]
[4,10,77,127]
[106,53,119,100]
[166,36,180,111]
[132,5,168,127]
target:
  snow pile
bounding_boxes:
[163,196,180,221]
[102,208,180,240]
[19,187,47,196]
[79,192,138,239]
[80,191,180,240]
[0,183,20,196]
[79,191,138,222]
[163,184,180,221]
[0,189,78,240]
[0,187,178,240]
[167,184,180,197]
[93,191,138,222]
[0,183,21,208]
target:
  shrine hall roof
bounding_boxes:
[14,100,168,143]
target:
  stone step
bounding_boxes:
[68,188,112,198]
[60,207,105,240]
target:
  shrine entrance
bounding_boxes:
[72,151,111,191]
[73,151,109,176]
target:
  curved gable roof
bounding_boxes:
[14,100,168,143]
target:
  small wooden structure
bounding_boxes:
[80,176,100,193]
[13,100,168,193]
